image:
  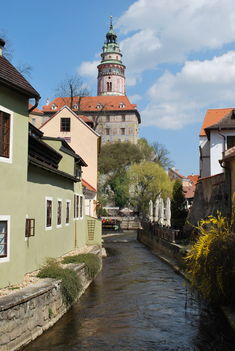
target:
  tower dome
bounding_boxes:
[97,17,126,96]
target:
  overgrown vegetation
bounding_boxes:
[62,253,101,280]
[185,211,235,305]
[171,180,188,230]
[37,258,81,305]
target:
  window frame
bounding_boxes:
[57,199,62,228]
[0,105,13,164]
[25,218,35,237]
[74,194,80,220]
[79,195,83,219]
[65,200,71,225]
[45,197,53,230]
[0,215,10,263]
[60,117,71,132]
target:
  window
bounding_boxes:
[105,128,110,135]
[119,103,125,108]
[107,82,112,92]
[51,104,57,110]
[0,111,10,158]
[122,115,125,122]
[80,196,83,218]
[57,200,62,226]
[227,136,235,150]
[46,199,52,229]
[66,201,70,224]
[60,118,71,132]
[121,128,125,135]
[25,219,35,237]
[73,104,78,109]
[0,220,8,257]
[106,115,110,122]
[74,194,79,219]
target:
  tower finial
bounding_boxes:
[109,16,113,29]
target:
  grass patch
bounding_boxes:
[37,258,81,305]
[62,253,101,280]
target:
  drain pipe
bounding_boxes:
[28,96,40,113]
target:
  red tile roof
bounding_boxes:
[42,96,138,113]
[187,175,199,185]
[78,114,92,123]
[200,108,233,136]
[82,179,96,193]
[0,56,40,98]
[28,104,44,115]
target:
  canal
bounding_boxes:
[23,231,235,351]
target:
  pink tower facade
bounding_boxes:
[97,20,126,96]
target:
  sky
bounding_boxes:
[2,0,235,176]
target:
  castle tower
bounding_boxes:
[97,17,126,96]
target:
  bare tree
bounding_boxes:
[55,74,90,109]
[152,142,173,169]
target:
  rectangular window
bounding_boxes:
[60,118,71,132]
[66,201,70,224]
[57,200,62,226]
[122,115,125,122]
[121,128,125,135]
[74,195,79,219]
[227,136,235,150]
[46,199,52,228]
[25,219,35,237]
[105,128,110,135]
[0,220,7,257]
[106,115,110,122]
[80,196,83,218]
[0,111,10,158]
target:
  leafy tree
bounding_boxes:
[171,180,188,230]
[137,138,155,161]
[109,170,130,208]
[152,142,173,169]
[127,161,172,217]
[55,74,90,109]
[98,141,143,175]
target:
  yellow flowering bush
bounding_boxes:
[185,211,235,305]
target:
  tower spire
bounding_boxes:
[97,19,126,96]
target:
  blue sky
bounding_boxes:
[2,0,235,176]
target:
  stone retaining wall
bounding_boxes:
[0,251,101,351]
[137,228,186,269]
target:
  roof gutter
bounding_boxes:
[28,96,40,113]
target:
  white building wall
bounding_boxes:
[210,131,224,175]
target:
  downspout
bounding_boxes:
[28,97,40,113]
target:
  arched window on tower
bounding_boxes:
[107,82,112,92]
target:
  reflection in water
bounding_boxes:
[23,232,235,351]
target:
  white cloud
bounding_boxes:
[77,60,99,80]
[142,51,235,129]
[116,0,235,83]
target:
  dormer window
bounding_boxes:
[96,104,103,109]
[73,104,78,109]
[119,103,125,108]
[51,104,57,110]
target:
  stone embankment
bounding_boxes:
[0,247,102,351]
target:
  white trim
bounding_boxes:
[56,198,63,228]
[79,195,84,220]
[45,197,53,230]
[65,200,71,226]
[0,105,14,164]
[0,215,10,263]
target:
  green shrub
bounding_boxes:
[185,212,235,305]
[37,258,81,305]
[62,253,101,280]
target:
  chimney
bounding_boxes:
[0,38,5,56]
[46,98,50,106]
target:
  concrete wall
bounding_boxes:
[0,87,29,287]
[0,250,102,351]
